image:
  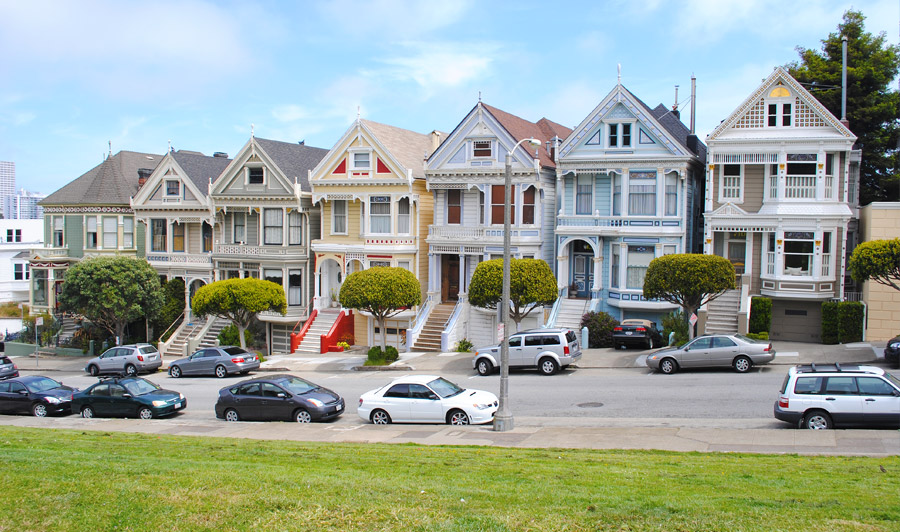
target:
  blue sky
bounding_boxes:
[1,0,897,195]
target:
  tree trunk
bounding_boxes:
[378,316,387,350]
[237,323,247,349]
[685,306,697,340]
[115,322,126,345]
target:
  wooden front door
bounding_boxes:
[441,255,460,302]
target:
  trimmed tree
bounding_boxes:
[57,256,163,344]
[191,278,286,349]
[339,267,421,350]
[848,238,900,292]
[643,254,736,340]
[468,258,558,331]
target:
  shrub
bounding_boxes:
[580,311,619,348]
[338,332,354,345]
[365,345,400,365]
[821,301,864,344]
[749,297,772,334]
[661,310,689,347]
[336,341,350,351]
[218,324,254,347]
[745,332,769,341]
[454,338,474,352]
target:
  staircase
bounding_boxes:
[704,289,741,334]
[412,302,456,352]
[161,317,228,357]
[295,310,342,354]
[199,318,228,348]
[554,298,589,330]
[57,316,80,344]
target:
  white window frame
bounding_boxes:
[625,245,655,290]
[288,211,302,245]
[102,216,118,249]
[14,262,29,281]
[718,164,744,203]
[263,208,283,245]
[165,180,180,197]
[397,197,410,234]
[349,149,372,172]
[607,121,635,148]
[369,196,391,234]
[123,217,134,249]
[246,166,265,185]
[233,212,246,243]
[472,139,493,159]
[331,200,347,235]
[85,216,98,249]
[53,216,64,247]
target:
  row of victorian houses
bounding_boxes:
[28,67,861,356]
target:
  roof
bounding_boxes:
[360,120,444,179]
[255,138,329,191]
[41,150,163,206]
[650,104,707,160]
[171,150,231,191]
[482,103,572,167]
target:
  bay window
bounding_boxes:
[721,165,742,200]
[398,197,410,234]
[490,185,514,225]
[233,212,245,243]
[264,208,283,245]
[665,173,678,215]
[53,216,64,247]
[123,217,134,248]
[628,171,656,216]
[103,217,117,248]
[151,219,167,252]
[783,231,814,275]
[626,246,654,289]
[610,245,620,289]
[447,190,461,224]
[576,175,592,215]
[288,270,302,306]
[332,200,347,234]
[370,196,391,233]
[172,222,185,252]
[86,217,98,249]
[522,186,536,224]
[289,211,302,245]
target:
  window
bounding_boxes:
[473,140,492,157]
[332,200,347,234]
[166,180,180,196]
[53,216,64,247]
[32,269,47,305]
[608,124,618,147]
[857,377,896,396]
[783,231,814,275]
[123,217,134,248]
[398,260,411,271]
[479,189,485,224]
[768,102,792,127]
[722,165,742,199]
[663,245,677,255]
[768,164,778,199]
[370,260,390,268]
[665,173,678,215]
[824,154,835,199]
[612,174,621,216]
[576,174,592,215]
[824,377,857,395]
[621,124,632,147]
[626,246,654,289]
[288,211,302,245]
[522,186,535,224]
[490,185,514,225]
[785,156,817,199]
[628,171,656,216]
[86,217,98,249]
[14,263,29,280]
[384,384,409,398]
[447,190,461,224]
[233,212,245,243]
[202,222,212,253]
[172,222,185,252]
[611,245,620,288]
[264,209,283,245]
[264,269,283,288]
[6,229,21,242]
[151,219,167,252]
[370,196,391,233]
[821,232,832,277]
[398,197,410,234]
[353,152,370,169]
[102,217,117,248]
[248,167,264,184]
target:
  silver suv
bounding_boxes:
[473,328,581,376]
[774,363,900,429]
[85,344,162,377]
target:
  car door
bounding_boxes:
[381,383,412,422]
[821,376,864,426]
[521,335,544,367]
[856,376,900,427]
[98,349,119,372]
[87,384,112,415]
[408,384,444,422]
[506,335,524,366]
[260,383,294,421]
[6,381,31,414]
[0,381,11,413]
[679,337,713,367]
[230,383,264,420]
[709,336,739,367]
[190,350,217,376]
[108,384,132,416]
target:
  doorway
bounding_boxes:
[441,255,460,302]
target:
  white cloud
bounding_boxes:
[315,0,472,39]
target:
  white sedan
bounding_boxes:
[357,375,498,425]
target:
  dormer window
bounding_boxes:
[352,152,370,170]
[473,140,492,158]
[166,180,180,196]
[248,167,264,184]
[608,123,632,148]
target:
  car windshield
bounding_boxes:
[278,376,318,394]
[123,379,160,396]
[885,372,900,389]
[427,377,464,398]
[24,377,62,393]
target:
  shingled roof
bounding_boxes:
[41,150,163,206]
[171,150,231,192]
[650,104,707,160]
[482,103,572,168]
[359,119,445,179]
[255,138,329,191]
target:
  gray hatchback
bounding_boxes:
[168,346,260,378]
[85,344,162,376]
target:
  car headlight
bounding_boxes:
[44,396,61,404]
[307,398,324,407]
[473,403,493,410]
[151,400,167,407]
[890,342,900,349]
[649,355,658,360]
[179,393,185,401]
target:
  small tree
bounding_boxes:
[643,254,736,340]
[849,238,900,292]
[191,278,286,349]
[339,267,421,350]
[468,258,558,330]
[57,256,163,344]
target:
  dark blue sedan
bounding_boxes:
[0,376,76,417]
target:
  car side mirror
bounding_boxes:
[276,392,287,399]
[428,393,438,400]
[18,390,28,395]
[122,393,132,398]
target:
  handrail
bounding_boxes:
[294,309,318,344]
[544,287,565,328]
[292,301,314,334]
[440,298,465,352]
[321,310,353,353]
[159,312,185,342]
[410,295,433,335]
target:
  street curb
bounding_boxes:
[351,364,413,371]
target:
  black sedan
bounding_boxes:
[613,319,664,349]
[215,374,344,423]
[72,376,186,419]
[0,376,76,417]
[885,336,900,368]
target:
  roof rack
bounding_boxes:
[796,363,868,374]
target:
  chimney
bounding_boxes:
[431,130,443,152]
[672,85,680,119]
[213,152,228,158]
[137,168,153,188]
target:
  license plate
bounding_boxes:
[625,331,633,335]
[174,402,182,409]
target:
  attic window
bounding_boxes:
[166,180,180,196]
[248,167,264,184]
[473,140,492,158]
[353,152,371,170]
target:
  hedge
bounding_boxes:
[749,297,772,334]
[821,301,864,345]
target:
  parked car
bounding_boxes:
[613,319,664,349]
[358,375,498,425]
[215,374,344,423]
[0,355,19,380]
[774,363,900,429]
[72,376,185,419]
[0,376,77,417]
[472,328,581,376]
[85,344,162,376]
[884,336,900,368]
[168,346,260,378]
[646,334,775,374]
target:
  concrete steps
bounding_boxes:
[555,298,589,330]
[705,290,741,334]
[413,303,456,352]
[295,310,342,354]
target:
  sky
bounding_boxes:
[1,0,898,195]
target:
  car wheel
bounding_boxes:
[371,409,391,424]
[659,358,677,374]
[215,365,228,378]
[88,365,99,377]
[125,364,137,377]
[138,407,153,420]
[539,357,559,376]
[81,406,95,419]
[733,355,752,373]
[476,359,493,376]
[294,409,312,423]
[32,403,48,417]
[169,366,182,378]
[448,409,470,425]
[803,411,832,430]
[224,408,240,422]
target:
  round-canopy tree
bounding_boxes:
[57,256,164,344]
[191,278,286,349]
[849,238,900,292]
[468,258,558,330]
[643,254,735,339]
[339,267,421,350]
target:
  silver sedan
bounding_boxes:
[646,334,776,374]
[168,346,260,378]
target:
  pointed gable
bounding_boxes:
[211,137,327,197]
[41,150,163,206]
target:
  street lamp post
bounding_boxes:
[494,137,540,432]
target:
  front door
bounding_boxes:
[727,241,746,275]
[573,254,593,298]
[441,255,460,302]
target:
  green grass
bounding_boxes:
[1,426,898,531]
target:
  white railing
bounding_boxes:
[820,254,831,277]
[824,175,834,199]
[784,175,816,199]
[440,298,465,352]
[146,253,212,264]
[556,216,677,228]
[214,244,307,257]
[766,252,775,275]
[406,295,433,352]
[428,226,541,241]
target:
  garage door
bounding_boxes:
[769,300,822,342]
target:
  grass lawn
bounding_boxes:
[1,426,898,531]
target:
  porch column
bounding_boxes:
[458,252,465,298]
[556,253,568,290]
[314,269,321,309]
[593,256,603,292]
[184,281,192,321]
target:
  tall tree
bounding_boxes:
[57,256,163,344]
[339,267,421,350]
[191,278,286,349]
[468,258,558,330]
[787,9,900,204]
